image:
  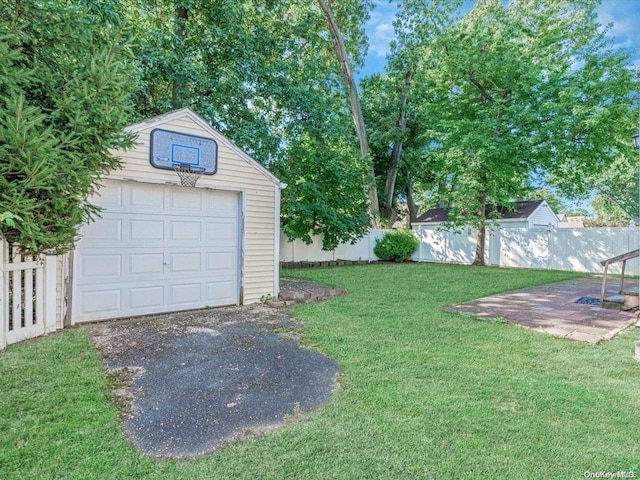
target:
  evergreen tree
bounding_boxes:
[0,0,136,254]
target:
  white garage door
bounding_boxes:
[72,180,240,323]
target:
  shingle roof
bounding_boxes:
[415,207,449,223]
[415,200,544,223]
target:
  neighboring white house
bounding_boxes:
[413,200,559,230]
[69,108,285,324]
[411,200,560,266]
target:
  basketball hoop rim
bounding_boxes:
[172,163,206,173]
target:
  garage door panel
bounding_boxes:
[92,183,123,207]
[81,218,122,242]
[130,219,165,241]
[205,193,238,216]
[129,184,165,210]
[168,252,201,273]
[169,221,202,241]
[73,181,240,323]
[206,251,236,271]
[167,189,203,211]
[129,286,164,309]
[129,253,164,275]
[78,289,122,315]
[206,222,236,242]
[170,283,202,305]
[205,281,235,305]
[80,254,122,278]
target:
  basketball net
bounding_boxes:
[173,163,205,187]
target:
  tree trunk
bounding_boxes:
[406,182,418,223]
[382,70,412,222]
[472,191,487,266]
[316,0,379,217]
[171,5,188,109]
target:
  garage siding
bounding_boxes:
[104,110,280,306]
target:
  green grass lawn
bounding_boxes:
[1,263,639,479]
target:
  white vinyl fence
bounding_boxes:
[280,230,388,264]
[280,226,640,275]
[0,241,57,349]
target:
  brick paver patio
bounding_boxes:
[444,277,639,344]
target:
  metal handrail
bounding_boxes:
[600,249,639,304]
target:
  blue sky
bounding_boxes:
[360,0,640,78]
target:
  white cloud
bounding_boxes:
[597,1,635,37]
[597,0,640,60]
[365,1,399,58]
[369,22,395,57]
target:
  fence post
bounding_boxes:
[44,255,57,333]
[0,240,6,350]
[443,230,448,263]
[547,228,553,270]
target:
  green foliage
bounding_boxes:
[590,194,634,225]
[273,132,371,250]
[0,1,136,254]
[362,1,462,223]
[589,154,639,222]
[381,0,637,264]
[373,229,418,262]
[260,293,277,303]
[123,0,372,249]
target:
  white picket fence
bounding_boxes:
[0,241,57,349]
[280,226,640,275]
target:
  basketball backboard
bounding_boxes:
[150,128,217,175]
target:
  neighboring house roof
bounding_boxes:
[415,207,449,223]
[557,216,586,228]
[415,200,547,223]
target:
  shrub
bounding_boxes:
[374,230,418,262]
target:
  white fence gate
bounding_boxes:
[0,241,57,349]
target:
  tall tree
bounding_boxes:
[361,0,462,225]
[0,0,135,254]
[414,0,636,265]
[317,0,379,217]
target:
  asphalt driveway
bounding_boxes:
[89,303,339,458]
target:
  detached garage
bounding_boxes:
[70,108,284,324]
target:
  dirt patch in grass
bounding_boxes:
[89,303,298,359]
[279,277,347,302]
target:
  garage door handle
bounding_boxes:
[163,262,170,266]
